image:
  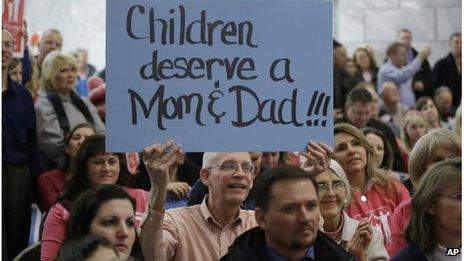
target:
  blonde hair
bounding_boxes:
[408,128,461,187]
[41,50,78,92]
[334,123,390,187]
[401,111,429,151]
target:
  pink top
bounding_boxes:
[40,187,149,261]
[388,199,411,256]
[140,196,258,261]
[346,179,410,248]
[37,168,67,212]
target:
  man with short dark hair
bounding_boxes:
[434,86,456,129]
[432,32,462,107]
[377,42,431,108]
[339,87,405,172]
[221,165,353,261]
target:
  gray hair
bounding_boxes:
[328,159,352,205]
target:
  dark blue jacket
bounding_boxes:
[392,243,428,261]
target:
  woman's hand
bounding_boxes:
[300,141,332,173]
[167,182,191,199]
[346,219,372,261]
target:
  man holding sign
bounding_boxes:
[140,142,257,261]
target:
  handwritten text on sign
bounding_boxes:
[106,0,333,152]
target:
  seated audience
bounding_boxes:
[140,142,258,261]
[64,184,144,260]
[339,87,405,172]
[41,134,148,261]
[333,123,410,247]
[37,123,95,212]
[379,82,409,129]
[56,235,119,261]
[221,165,353,260]
[392,158,461,260]
[415,97,444,129]
[35,50,105,168]
[389,128,461,255]
[313,159,389,260]
[377,42,431,108]
[434,86,456,129]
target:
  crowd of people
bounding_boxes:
[2,21,462,261]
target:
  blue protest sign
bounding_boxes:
[107,0,333,152]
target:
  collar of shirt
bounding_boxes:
[265,242,315,261]
[200,195,243,229]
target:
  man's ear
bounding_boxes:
[255,207,267,229]
[345,102,350,113]
[200,169,211,187]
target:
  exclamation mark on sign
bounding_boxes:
[321,95,330,127]
[306,91,331,127]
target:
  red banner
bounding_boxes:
[2,0,25,57]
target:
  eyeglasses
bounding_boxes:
[438,192,462,201]
[316,180,345,194]
[207,160,255,173]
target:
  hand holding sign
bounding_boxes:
[300,141,332,173]
[143,140,183,211]
[143,141,182,184]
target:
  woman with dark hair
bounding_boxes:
[392,158,461,260]
[37,123,95,212]
[353,47,378,85]
[333,123,410,249]
[35,50,105,168]
[415,96,443,129]
[64,184,144,260]
[40,134,149,261]
[361,127,393,171]
[56,235,119,261]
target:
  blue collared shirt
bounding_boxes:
[265,242,315,261]
[2,77,41,175]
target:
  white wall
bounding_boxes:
[334,0,462,66]
[24,0,462,71]
[24,0,106,71]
